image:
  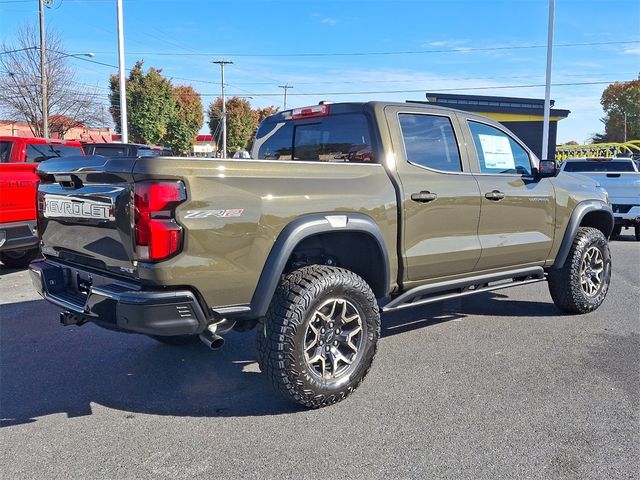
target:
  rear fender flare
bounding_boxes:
[250,213,390,318]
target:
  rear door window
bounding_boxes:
[398,114,462,172]
[25,144,83,162]
[255,113,375,163]
[0,141,12,163]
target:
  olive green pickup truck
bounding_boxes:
[30,101,614,408]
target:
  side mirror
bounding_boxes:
[535,160,558,179]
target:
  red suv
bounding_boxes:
[0,136,84,267]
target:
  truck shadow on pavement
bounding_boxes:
[0,265,26,277]
[1,292,561,426]
[381,291,561,337]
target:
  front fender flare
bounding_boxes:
[552,200,613,269]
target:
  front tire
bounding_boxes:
[259,265,380,408]
[635,225,640,241]
[548,227,611,314]
[0,247,39,268]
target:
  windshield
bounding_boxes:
[563,160,636,173]
[26,144,83,162]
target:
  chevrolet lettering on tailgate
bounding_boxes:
[44,195,114,221]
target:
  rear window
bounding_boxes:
[0,141,12,163]
[255,113,375,163]
[563,160,636,172]
[91,145,129,157]
[25,144,83,162]
[138,148,170,157]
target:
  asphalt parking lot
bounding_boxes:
[1,236,638,480]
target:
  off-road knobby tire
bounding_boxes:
[259,265,380,408]
[256,321,268,373]
[0,247,39,268]
[149,335,200,346]
[610,225,622,239]
[548,227,611,314]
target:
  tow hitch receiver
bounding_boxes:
[60,311,88,327]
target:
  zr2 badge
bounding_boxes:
[184,209,244,219]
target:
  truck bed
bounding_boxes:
[36,156,398,309]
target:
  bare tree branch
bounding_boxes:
[0,24,103,137]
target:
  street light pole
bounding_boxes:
[39,0,48,138]
[116,0,128,143]
[213,60,233,158]
[279,84,293,109]
[541,0,555,160]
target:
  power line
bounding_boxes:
[86,39,640,58]
[1,79,623,101]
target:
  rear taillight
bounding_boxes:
[134,181,186,261]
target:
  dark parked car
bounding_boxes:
[82,142,172,158]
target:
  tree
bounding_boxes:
[207,97,256,153]
[109,61,176,145]
[109,62,204,152]
[0,24,101,137]
[255,106,279,124]
[165,86,204,155]
[593,77,640,143]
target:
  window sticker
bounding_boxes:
[478,134,515,170]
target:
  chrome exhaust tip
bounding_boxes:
[199,331,225,350]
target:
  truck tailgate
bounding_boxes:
[36,156,137,277]
[565,171,640,202]
[0,163,39,224]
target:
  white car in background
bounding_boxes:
[560,157,640,240]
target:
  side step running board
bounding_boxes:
[381,266,545,312]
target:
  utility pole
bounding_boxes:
[39,0,49,138]
[213,60,233,157]
[541,0,555,160]
[116,0,128,143]
[623,112,627,142]
[278,84,293,109]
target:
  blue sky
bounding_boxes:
[1,0,639,142]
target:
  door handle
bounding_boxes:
[411,191,438,203]
[485,190,506,201]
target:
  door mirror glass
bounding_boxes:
[536,160,557,178]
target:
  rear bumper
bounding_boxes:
[612,204,640,224]
[29,259,209,336]
[0,220,38,252]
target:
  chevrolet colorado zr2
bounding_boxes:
[29,102,614,408]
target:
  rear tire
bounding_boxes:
[0,247,39,268]
[610,225,622,239]
[635,225,640,241]
[548,227,611,314]
[256,321,268,372]
[259,265,380,408]
[149,335,199,346]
